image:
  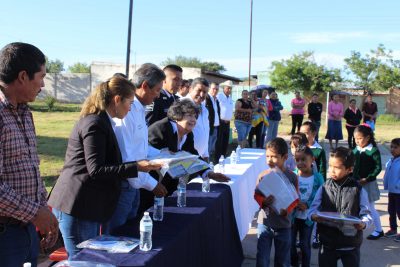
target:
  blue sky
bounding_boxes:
[1,0,400,77]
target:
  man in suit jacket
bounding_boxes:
[205,82,221,163]
[145,64,182,125]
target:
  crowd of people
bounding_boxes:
[0,42,399,267]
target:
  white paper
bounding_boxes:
[256,169,299,212]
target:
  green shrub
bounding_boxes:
[44,96,57,111]
[377,114,400,123]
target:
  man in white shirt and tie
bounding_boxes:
[183,77,210,161]
[216,81,234,161]
[108,63,168,233]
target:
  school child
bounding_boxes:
[300,121,327,180]
[254,137,298,267]
[308,147,372,267]
[353,124,383,240]
[383,138,400,240]
[290,145,324,267]
[285,132,308,172]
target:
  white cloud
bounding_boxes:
[290,31,369,44]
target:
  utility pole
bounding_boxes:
[125,0,133,78]
[248,0,253,90]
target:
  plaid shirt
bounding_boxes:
[0,89,47,222]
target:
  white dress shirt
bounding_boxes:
[113,98,159,191]
[182,97,210,158]
[169,120,187,150]
[208,93,220,127]
[216,92,234,121]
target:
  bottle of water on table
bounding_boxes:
[139,212,152,251]
[236,145,241,162]
[153,196,164,221]
[202,163,212,193]
[230,151,237,165]
[218,155,225,173]
[177,177,187,207]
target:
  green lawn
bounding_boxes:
[32,102,398,192]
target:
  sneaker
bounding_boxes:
[385,229,398,238]
[367,230,384,240]
[394,235,400,242]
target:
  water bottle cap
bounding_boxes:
[144,212,149,216]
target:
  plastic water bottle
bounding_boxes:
[23,263,31,267]
[153,196,164,221]
[218,155,225,173]
[139,212,152,251]
[236,145,241,162]
[177,178,186,207]
[230,151,237,165]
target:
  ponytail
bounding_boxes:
[354,125,377,147]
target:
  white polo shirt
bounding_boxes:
[217,92,233,121]
[113,97,159,191]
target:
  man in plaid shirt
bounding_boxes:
[0,42,59,267]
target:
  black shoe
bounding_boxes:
[312,240,320,249]
[367,231,384,240]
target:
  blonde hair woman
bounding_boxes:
[48,76,161,259]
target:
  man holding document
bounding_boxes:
[109,64,168,233]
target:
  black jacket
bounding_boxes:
[48,112,138,222]
[146,90,179,126]
[318,177,363,248]
[308,102,323,121]
[205,94,221,135]
[344,108,362,126]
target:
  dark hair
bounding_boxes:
[290,132,308,147]
[113,73,128,79]
[191,77,209,88]
[181,79,189,87]
[167,98,200,121]
[330,147,355,169]
[80,76,135,117]
[163,64,183,73]
[210,82,219,87]
[266,137,288,156]
[312,93,318,97]
[295,145,314,158]
[0,42,46,84]
[391,138,400,146]
[354,125,377,147]
[132,63,165,89]
[349,98,356,104]
[301,121,317,134]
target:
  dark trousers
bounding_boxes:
[215,120,230,163]
[346,126,356,149]
[291,114,304,135]
[248,123,264,148]
[319,245,360,267]
[290,219,313,267]
[388,192,400,230]
[0,223,39,267]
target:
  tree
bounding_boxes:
[161,55,226,73]
[45,56,64,73]
[68,62,90,73]
[344,44,400,93]
[269,51,342,94]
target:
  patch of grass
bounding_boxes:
[377,114,400,123]
[29,100,81,112]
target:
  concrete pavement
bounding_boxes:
[241,139,400,267]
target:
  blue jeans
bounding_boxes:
[53,208,101,259]
[103,180,140,234]
[256,224,291,267]
[0,223,39,267]
[234,120,252,142]
[208,127,219,157]
[290,218,313,267]
[266,120,279,144]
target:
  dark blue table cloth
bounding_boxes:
[74,183,244,267]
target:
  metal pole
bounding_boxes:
[325,91,330,127]
[248,0,253,90]
[125,0,133,78]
